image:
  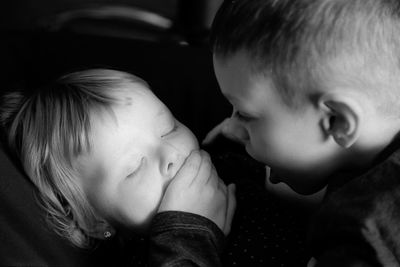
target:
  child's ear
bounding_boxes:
[319,92,363,148]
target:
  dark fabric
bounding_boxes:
[149,211,225,267]
[210,140,311,266]
[0,144,82,266]
[308,138,400,267]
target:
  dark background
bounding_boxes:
[0,0,178,30]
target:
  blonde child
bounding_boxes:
[0,69,235,266]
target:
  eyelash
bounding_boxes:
[128,157,145,178]
[235,111,253,122]
[162,121,178,138]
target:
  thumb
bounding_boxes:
[223,183,236,235]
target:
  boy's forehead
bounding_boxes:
[214,50,250,69]
[214,50,274,84]
[215,52,274,89]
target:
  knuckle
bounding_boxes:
[202,157,212,172]
[182,153,201,170]
[203,185,218,199]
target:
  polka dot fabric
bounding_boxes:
[213,151,311,267]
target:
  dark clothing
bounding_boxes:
[308,141,400,267]
[149,211,225,267]
[149,138,400,267]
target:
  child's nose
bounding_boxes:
[159,145,185,179]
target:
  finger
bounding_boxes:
[223,184,237,235]
[173,150,202,185]
[307,258,317,267]
[217,176,228,196]
[205,164,220,190]
[202,118,230,145]
[191,150,212,186]
[210,165,223,190]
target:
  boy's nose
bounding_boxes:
[225,117,250,144]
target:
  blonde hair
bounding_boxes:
[0,69,147,248]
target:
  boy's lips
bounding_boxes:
[266,166,280,184]
[269,174,280,184]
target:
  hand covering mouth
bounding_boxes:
[170,153,189,179]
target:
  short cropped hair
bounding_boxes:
[0,69,147,248]
[211,0,400,113]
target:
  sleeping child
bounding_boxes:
[0,68,236,266]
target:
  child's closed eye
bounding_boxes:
[127,157,145,178]
[161,120,178,138]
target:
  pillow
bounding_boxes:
[0,144,119,266]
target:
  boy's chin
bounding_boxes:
[269,173,280,184]
[269,169,327,195]
[266,167,283,185]
[284,180,327,195]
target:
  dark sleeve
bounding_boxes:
[149,211,225,267]
[314,245,378,267]
[308,194,383,267]
[308,159,400,267]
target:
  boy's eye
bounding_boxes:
[161,121,178,138]
[235,111,253,122]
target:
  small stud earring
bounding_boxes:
[104,231,112,238]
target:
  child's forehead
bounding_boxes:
[119,81,150,94]
[111,84,168,118]
[112,82,152,103]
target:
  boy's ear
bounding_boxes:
[319,92,363,148]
